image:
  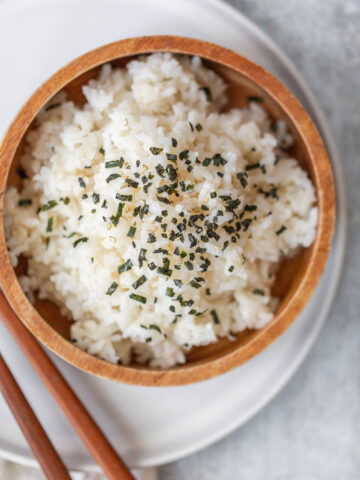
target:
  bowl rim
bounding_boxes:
[0,35,336,386]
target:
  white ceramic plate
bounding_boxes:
[0,0,346,471]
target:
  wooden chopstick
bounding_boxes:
[0,353,72,480]
[0,291,134,480]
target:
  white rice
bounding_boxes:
[5,53,318,368]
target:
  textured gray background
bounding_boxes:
[159,0,360,478]
[0,1,358,479]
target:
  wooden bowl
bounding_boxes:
[0,36,335,386]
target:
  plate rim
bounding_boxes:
[0,0,347,471]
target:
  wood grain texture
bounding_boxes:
[0,292,134,480]
[0,36,336,386]
[0,354,72,480]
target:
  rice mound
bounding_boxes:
[5,53,318,368]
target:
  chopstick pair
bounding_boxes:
[0,290,134,480]
[0,353,71,480]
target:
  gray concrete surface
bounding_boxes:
[159,1,360,478]
[0,1,358,479]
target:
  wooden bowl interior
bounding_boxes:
[8,54,315,369]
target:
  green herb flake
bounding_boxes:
[210,310,220,325]
[252,288,265,296]
[92,193,100,204]
[171,138,178,147]
[99,147,105,155]
[132,275,147,290]
[116,193,132,202]
[125,179,139,188]
[46,217,53,233]
[245,163,260,171]
[190,280,201,289]
[111,202,125,226]
[244,204,257,212]
[247,95,264,103]
[276,225,287,235]
[129,293,147,304]
[149,324,161,333]
[60,196,71,205]
[105,282,118,295]
[78,177,86,188]
[166,153,177,162]
[41,200,58,211]
[156,195,171,205]
[157,266,172,277]
[237,172,248,188]
[127,225,136,237]
[18,199,32,207]
[118,259,133,274]
[105,158,124,168]
[16,167,28,179]
[63,231,77,238]
[147,233,156,243]
[166,287,174,297]
[106,173,121,183]
[73,237,89,248]
[199,86,212,102]
[179,150,189,160]
[155,164,165,178]
[150,147,163,155]
[195,123,203,132]
[45,102,61,112]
